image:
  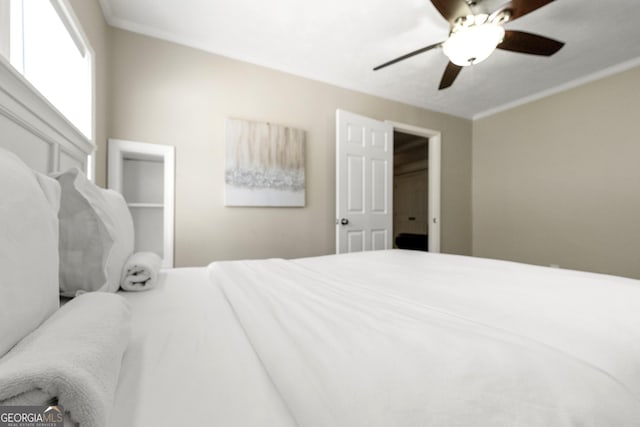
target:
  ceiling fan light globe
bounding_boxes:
[442,23,505,66]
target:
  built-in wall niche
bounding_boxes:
[108,139,175,268]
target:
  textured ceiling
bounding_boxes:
[99,0,640,119]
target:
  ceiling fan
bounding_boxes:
[373,0,564,90]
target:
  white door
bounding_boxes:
[336,109,394,254]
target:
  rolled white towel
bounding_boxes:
[120,251,163,291]
[0,292,131,427]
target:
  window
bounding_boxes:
[1,0,93,139]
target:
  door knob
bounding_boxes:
[340,218,349,225]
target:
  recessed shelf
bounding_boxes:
[108,138,175,268]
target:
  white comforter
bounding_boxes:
[211,250,640,426]
[109,268,295,427]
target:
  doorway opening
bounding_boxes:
[387,121,441,253]
[393,131,429,251]
[335,110,441,254]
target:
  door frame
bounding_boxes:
[386,121,441,253]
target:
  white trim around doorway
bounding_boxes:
[386,121,441,253]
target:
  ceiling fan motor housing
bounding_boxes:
[373,1,563,90]
[442,12,509,66]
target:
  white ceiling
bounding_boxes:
[99,0,640,119]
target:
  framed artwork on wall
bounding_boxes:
[224,118,306,207]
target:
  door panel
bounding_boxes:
[371,229,388,250]
[336,109,393,254]
[347,155,365,212]
[371,129,388,151]
[371,159,388,213]
[347,231,365,252]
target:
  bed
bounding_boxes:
[106,252,640,426]
[2,57,640,427]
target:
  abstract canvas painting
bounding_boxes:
[225,118,306,207]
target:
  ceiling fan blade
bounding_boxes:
[498,30,564,56]
[438,61,462,90]
[373,42,443,71]
[500,0,555,22]
[430,0,472,24]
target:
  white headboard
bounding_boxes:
[0,57,94,174]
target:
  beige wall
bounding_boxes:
[107,29,472,266]
[68,0,111,187]
[55,1,640,278]
[65,1,640,278]
[473,66,640,279]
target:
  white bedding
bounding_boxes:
[109,268,295,427]
[110,250,640,426]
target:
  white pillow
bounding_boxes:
[55,168,134,296]
[0,148,60,358]
[35,171,61,212]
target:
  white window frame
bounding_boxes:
[0,2,9,59]
[0,0,96,179]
